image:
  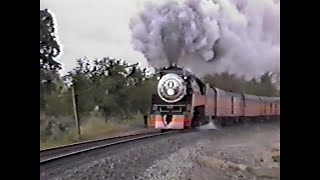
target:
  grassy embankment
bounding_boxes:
[40,113,145,150]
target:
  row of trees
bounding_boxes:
[41,58,279,119]
[203,72,279,97]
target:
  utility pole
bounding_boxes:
[71,83,81,138]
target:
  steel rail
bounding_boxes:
[40,130,176,164]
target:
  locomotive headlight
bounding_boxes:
[152,104,158,111]
[167,88,175,96]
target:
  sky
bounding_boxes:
[40,0,279,82]
[40,0,150,74]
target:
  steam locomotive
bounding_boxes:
[147,65,280,130]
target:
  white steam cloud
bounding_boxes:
[129,0,280,79]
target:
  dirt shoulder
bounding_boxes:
[188,122,280,180]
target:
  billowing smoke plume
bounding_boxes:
[129,0,280,79]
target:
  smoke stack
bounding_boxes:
[170,62,177,67]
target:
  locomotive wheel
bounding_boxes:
[221,122,227,128]
[191,108,199,128]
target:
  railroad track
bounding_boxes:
[40,130,177,165]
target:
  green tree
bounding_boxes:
[64,57,155,121]
[40,9,61,69]
[40,9,62,112]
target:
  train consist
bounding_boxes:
[147,65,280,130]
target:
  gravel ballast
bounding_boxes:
[41,122,280,180]
[41,131,201,180]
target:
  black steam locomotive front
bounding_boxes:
[150,66,195,116]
